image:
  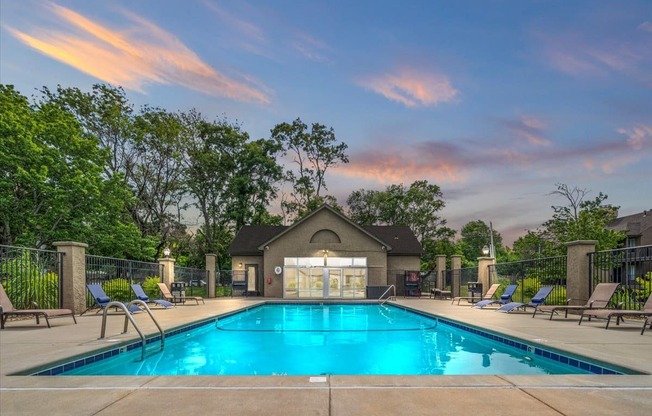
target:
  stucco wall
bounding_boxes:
[262,209,390,297]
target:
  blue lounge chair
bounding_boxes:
[82,284,141,315]
[497,286,554,314]
[472,284,518,309]
[131,284,174,308]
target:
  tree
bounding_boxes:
[271,118,348,222]
[541,183,624,252]
[458,220,504,265]
[0,84,151,257]
[346,180,455,270]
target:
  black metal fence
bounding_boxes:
[490,255,567,305]
[85,255,163,305]
[175,266,209,297]
[0,245,64,309]
[215,270,249,297]
[589,245,652,310]
[445,266,479,297]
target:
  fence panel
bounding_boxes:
[589,245,652,310]
[491,256,567,304]
[175,266,209,297]
[85,255,163,305]
[445,267,478,298]
[0,245,64,309]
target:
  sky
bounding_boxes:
[1,0,651,246]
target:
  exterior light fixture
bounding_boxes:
[163,247,171,258]
[238,262,243,268]
[482,245,490,256]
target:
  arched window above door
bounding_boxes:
[310,229,341,244]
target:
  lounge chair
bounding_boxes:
[497,286,555,314]
[472,284,518,309]
[534,282,620,320]
[579,291,652,331]
[430,287,452,299]
[131,284,174,308]
[452,283,501,305]
[0,282,77,329]
[158,282,204,305]
[82,284,142,315]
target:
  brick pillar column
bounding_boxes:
[53,241,87,314]
[436,255,446,289]
[565,240,597,305]
[477,257,494,299]
[206,254,216,298]
[451,255,462,297]
[159,257,176,287]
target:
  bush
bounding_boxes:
[102,278,131,302]
[142,276,162,299]
[1,253,59,309]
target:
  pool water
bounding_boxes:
[58,304,604,376]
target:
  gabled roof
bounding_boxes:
[257,204,390,251]
[608,211,652,236]
[227,205,423,256]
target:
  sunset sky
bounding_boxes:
[1,0,651,245]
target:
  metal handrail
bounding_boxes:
[99,300,165,361]
[379,285,396,305]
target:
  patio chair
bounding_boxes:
[130,284,174,308]
[579,291,652,332]
[472,284,518,309]
[430,288,452,299]
[534,282,620,320]
[158,282,204,305]
[452,283,501,305]
[82,284,142,315]
[497,286,555,315]
[0,283,77,329]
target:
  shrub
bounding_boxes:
[102,278,131,302]
[142,276,162,299]
[0,253,59,309]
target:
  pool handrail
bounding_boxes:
[379,285,396,305]
[99,300,164,361]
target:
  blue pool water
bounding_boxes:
[52,304,622,376]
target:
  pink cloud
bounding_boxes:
[503,115,551,146]
[6,2,271,104]
[357,67,458,108]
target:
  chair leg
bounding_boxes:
[605,316,612,330]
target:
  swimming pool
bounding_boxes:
[40,303,626,376]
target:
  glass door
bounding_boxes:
[327,268,342,298]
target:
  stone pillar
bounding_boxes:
[477,257,494,296]
[451,255,462,297]
[159,257,176,287]
[565,240,597,306]
[436,255,447,289]
[206,254,216,298]
[53,241,88,314]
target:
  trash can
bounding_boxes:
[467,282,483,303]
[171,282,186,303]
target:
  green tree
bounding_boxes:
[0,84,150,257]
[458,220,504,265]
[542,183,625,253]
[346,180,455,270]
[271,118,348,222]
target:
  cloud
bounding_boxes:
[336,122,651,188]
[537,28,652,86]
[292,33,331,63]
[335,141,469,184]
[5,2,271,104]
[357,67,458,107]
[504,115,551,146]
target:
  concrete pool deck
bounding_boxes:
[1,297,651,415]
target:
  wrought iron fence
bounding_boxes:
[490,256,567,305]
[445,266,479,297]
[215,270,246,297]
[589,245,652,310]
[175,265,209,297]
[0,245,64,309]
[85,255,163,305]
